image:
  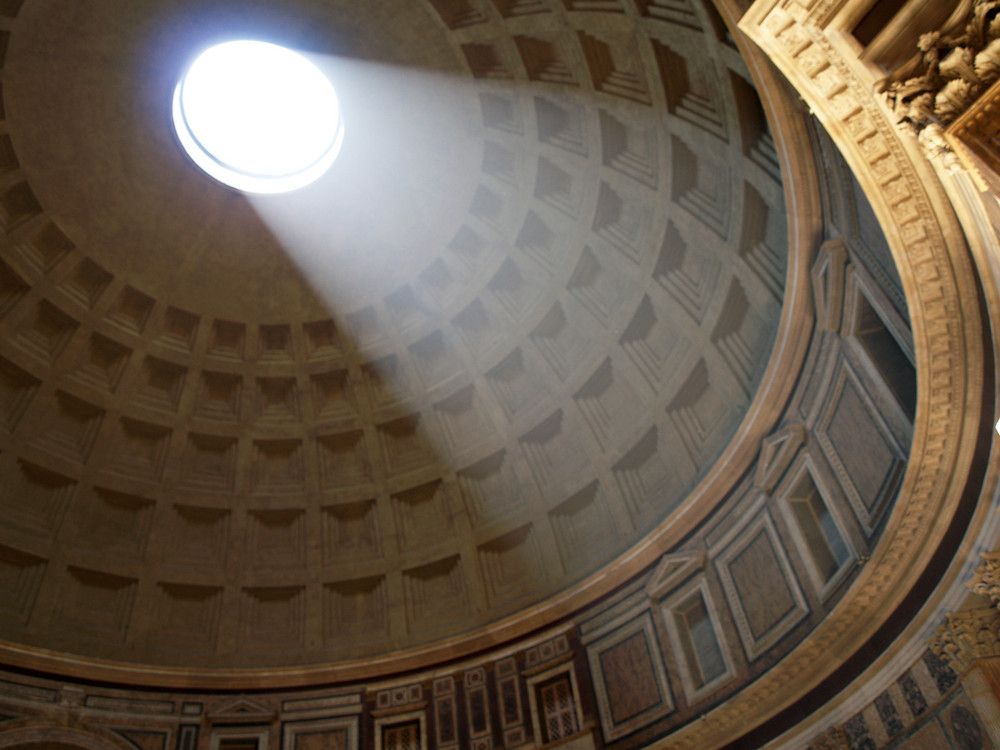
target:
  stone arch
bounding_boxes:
[0,719,137,750]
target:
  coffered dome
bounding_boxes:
[0,0,997,746]
[0,0,794,670]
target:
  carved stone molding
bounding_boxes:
[206,696,277,725]
[930,608,1000,674]
[968,552,1000,607]
[754,423,807,491]
[811,238,849,333]
[639,0,990,744]
[0,719,137,750]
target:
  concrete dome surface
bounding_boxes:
[0,0,996,748]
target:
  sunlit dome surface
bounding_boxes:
[173,40,343,194]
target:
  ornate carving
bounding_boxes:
[930,608,1000,674]
[809,726,849,750]
[879,0,1000,164]
[670,0,988,743]
[944,76,1000,188]
[968,552,1000,606]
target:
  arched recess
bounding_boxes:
[0,719,138,750]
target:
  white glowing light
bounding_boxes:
[173,40,343,194]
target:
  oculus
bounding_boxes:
[172,40,344,194]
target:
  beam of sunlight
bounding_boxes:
[246,55,485,314]
[243,52,669,544]
[245,55,496,495]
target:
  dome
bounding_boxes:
[0,0,792,668]
[0,0,996,748]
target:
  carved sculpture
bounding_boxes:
[929,608,1000,673]
[880,0,1000,161]
[968,552,1000,606]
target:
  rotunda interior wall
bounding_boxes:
[1,0,992,746]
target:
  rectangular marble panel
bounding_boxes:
[712,507,808,660]
[283,717,358,750]
[816,361,904,533]
[585,612,673,742]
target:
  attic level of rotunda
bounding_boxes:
[0,0,996,748]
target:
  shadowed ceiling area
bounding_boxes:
[0,0,791,669]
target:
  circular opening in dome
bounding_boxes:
[172,40,344,194]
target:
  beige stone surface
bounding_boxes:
[0,0,794,671]
[0,0,995,748]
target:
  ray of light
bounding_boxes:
[240,51,666,523]
[245,55,485,314]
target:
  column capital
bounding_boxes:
[968,552,1000,607]
[929,607,1000,673]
